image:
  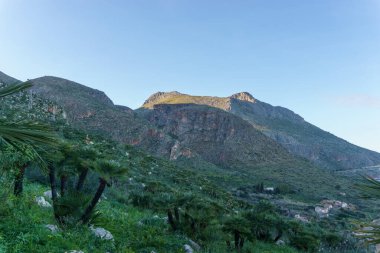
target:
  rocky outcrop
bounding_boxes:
[140,91,380,170]
[315,199,353,217]
[141,103,292,167]
[230,92,256,103]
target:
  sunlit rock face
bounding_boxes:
[141,90,380,170]
[141,103,292,167]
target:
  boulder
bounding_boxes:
[35,196,52,208]
[45,224,59,233]
[315,206,330,217]
[90,226,114,240]
[43,190,60,199]
[294,214,309,223]
[188,239,201,251]
[184,244,194,253]
[276,240,285,246]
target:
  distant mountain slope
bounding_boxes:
[0,71,356,200]
[0,71,21,84]
[141,91,380,170]
[27,76,173,156]
[139,103,293,168]
[137,102,354,200]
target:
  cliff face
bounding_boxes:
[141,91,380,170]
[141,103,293,167]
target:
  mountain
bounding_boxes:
[138,103,293,167]
[0,70,21,84]
[141,91,380,170]
[0,71,364,199]
[27,76,174,156]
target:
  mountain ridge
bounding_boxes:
[140,91,380,170]
[2,70,379,171]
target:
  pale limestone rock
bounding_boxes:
[189,239,201,251]
[35,196,52,208]
[45,224,59,233]
[43,190,60,199]
[184,244,194,253]
[294,214,309,223]
[90,226,114,240]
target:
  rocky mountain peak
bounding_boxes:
[142,91,182,107]
[229,92,256,103]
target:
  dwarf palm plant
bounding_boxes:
[0,81,58,178]
[75,146,99,191]
[222,215,252,251]
[80,158,127,224]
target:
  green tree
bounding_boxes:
[75,146,99,191]
[80,159,127,224]
[222,215,252,251]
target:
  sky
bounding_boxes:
[0,0,379,152]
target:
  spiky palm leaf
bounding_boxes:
[93,159,127,183]
[355,175,380,199]
[354,175,380,244]
[0,82,58,148]
[0,82,59,168]
[0,120,57,148]
[0,82,32,98]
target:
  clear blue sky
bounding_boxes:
[0,0,379,152]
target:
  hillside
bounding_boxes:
[26,76,176,157]
[141,91,380,170]
[0,71,20,85]
[0,72,360,200]
[137,103,354,201]
[0,70,377,252]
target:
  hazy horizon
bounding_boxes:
[0,0,379,153]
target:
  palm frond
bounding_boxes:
[354,224,380,245]
[355,175,380,199]
[0,120,58,147]
[0,82,32,98]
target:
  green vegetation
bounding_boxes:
[0,80,376,253]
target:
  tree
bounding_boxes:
[0,144,38,196]
[0,82,58,179]
[75,146,99,191]
[222,215,252,251]
[80,159,127,224]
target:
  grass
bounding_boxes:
[0,181,300,253]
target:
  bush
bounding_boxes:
[289,233,320,252]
